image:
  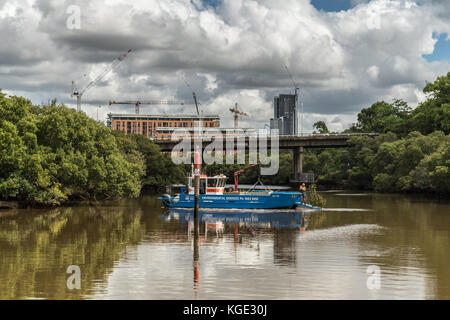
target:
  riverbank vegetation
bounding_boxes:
[0,91,184,206]
[204,72,450,196]
[305,72,450,195]
[1,71,449,205]
[305,131,449,194]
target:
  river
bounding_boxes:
[0,191,449,300]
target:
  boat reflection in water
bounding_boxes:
[162,208,308,293]
[162,208,307,233]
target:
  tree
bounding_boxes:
[313,121,329,134]
[130,133,186,189]
[406,72,450,135]
[0,90,152,205]
[355,100,411,134]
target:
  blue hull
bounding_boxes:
[160,192,303,209]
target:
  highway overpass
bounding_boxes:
[154,133,378,183]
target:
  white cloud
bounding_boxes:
[367,65,380,84]
[0,0,449,132]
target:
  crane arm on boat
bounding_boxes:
[234,163,261,191]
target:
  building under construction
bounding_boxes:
[107,113,220,139]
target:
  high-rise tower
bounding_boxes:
[270,94,298,135]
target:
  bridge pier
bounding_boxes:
[293,146,303,175]
[290,146,315,184]
[154,134,378,184]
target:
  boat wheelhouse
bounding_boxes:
[183,174,228,195]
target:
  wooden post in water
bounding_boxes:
[193,150,200,294]
[193,207,200,293]
[194,150,201,221]
[194,175,200,218]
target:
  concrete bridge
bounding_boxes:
[154,133,378,183]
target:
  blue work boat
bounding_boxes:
[160,190,303,209]
[159,164,307,209]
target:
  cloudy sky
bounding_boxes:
[1,0,450,131]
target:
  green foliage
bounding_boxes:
[0,90,186,205]
[313,121,329,134]
[2,70,450,202]
[352,73,450,136]
[404,73,450,135]
[373,173,396,192]
[128,133,186,189]
[222,73,450,195]
[306,184,326,208]
[326,131,449,194]
[323,72,450,194]
[354,99,411,134]
[409,136,450,194]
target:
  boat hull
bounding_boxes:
[160,192,303,209]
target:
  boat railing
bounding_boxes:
[243,191,271,196]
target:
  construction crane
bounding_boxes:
[71,49,132,112]
[109,100,200,115]
[229,103,248,129]
[182,77,200,116]
[234,163,261,191]
[284,65,302,136]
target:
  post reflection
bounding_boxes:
[300,215,306,232]
[167,209,307,233]
[168,208,309,286]
[3,193,449,300]
[193,206,200,294]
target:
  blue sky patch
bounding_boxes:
[202,0,360,12]
[311,0,355,12]
[201,0,221,9]
[423,33,450,62]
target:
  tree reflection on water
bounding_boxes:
[1,192,449,299]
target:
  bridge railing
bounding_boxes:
[279,133,379,137]
[153,132,379,141]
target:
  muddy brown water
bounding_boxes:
[0,192,448,299]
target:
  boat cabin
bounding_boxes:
[186,174,227,195]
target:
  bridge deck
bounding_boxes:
[152,133,378,184]
[154,133,377,152]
